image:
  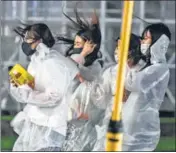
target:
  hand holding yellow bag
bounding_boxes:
[9,64,35,89]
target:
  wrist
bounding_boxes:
[80,50,87,57]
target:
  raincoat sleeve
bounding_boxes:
[70,54,85,65]
[88,80,110,110]
[90,65,121,109]
[125,64,170,93]
[138,65,170,94]
[10,57,79,107]
[90,63,133,108]
[125,68,142,92]
[70,66,114,114]
[68,79,104,116]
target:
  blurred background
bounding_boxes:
[0,1,175,151]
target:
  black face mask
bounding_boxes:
[73,48,83,54]
[21,42,36,56]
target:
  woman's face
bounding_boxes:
[114,39,120,62]
[74,35,86,48]
[115,39,135,68]
[141,30,152,45]
[140,30,152,56]
[24,31,39,49]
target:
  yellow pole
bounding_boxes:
[105,0,134,151]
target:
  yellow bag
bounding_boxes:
[9,64,34,86]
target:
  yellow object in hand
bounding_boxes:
[9,64,34,86]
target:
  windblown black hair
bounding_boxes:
[56,5,102,66]
[141,23,171,65]
[142,23,171,44]
[129,16,171,67]
[14,23,55,48]
[14,23,33,38]
[117,33,142,65]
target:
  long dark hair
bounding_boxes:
[117,33,142,65]
[14,23,55,48]
[141,23,171,65]
[142,23,171,45]
[56,5,102,66]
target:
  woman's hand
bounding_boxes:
[127,58,136,68]
[27,79,35,89]
[10,78,18,88]
[81,40,97,57]
[10,77,35,89]
[76,73,84,83]
[123,89,130,103]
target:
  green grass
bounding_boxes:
[1,116,175,151]
[155,137,176,151]
[1,136,175,151]
[1,116,14,121]
[1,136,17,151]
[160,117,176,123]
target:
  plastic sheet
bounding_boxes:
[122,35,170,151]
[10,43,79,151]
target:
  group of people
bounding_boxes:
[9,7,171,152]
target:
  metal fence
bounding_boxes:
[1,0,175,113]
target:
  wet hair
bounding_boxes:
[141,23,171,65]
[116,33,142,65]
[14,23,55,48]
[56,5,101,66]
[142,23,171,45]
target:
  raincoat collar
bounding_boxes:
[31,43,50,61]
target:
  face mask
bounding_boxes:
[140,44,150,55]
[114,49,119,63]
[114,54,118,63]
[21,42,36,56]
[72,48,83,55]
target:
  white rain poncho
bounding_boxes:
[122,34,170,151]
[92,61,152,151]
[92,35,170,151]
[67,54,103,120]
[91,63,130,151]
[92,64,118,151]
[10,43,79,151]
[62,53,129,151]
[61,54,104,151]
[62,61,125,151]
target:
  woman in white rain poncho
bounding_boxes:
[122,23,171,151]
[64,34,141,151]
[92,33,142,151]
[56,8,103,151]
[9,23,79,151]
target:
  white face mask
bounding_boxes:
[114,54,118,63]
[114,48,119,63]
[140,44,150,55]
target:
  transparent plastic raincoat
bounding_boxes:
[63,54,128,151]
[10,43,79,151]
[61,54,104,151]
[92,35,170,151]
[66,62,130,151]
[92,64,127,151]
[122,34,170,151]
[62,60,126,151]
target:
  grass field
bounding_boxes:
[1,116,176,151]
[1,136,175,151]
[155,137,175,151]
